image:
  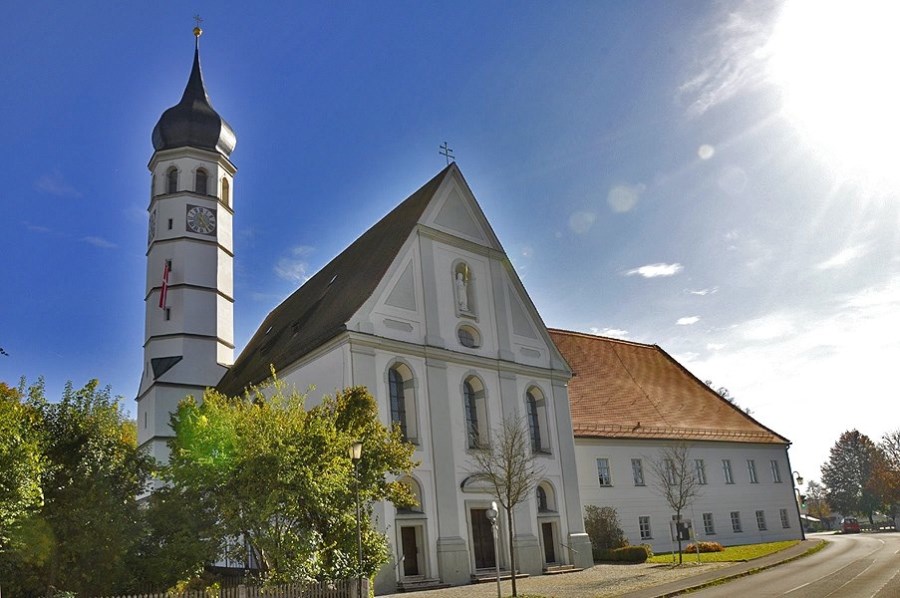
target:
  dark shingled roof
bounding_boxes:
[217,164,455,396]
[549,329,789,444]
[152,45,237,157]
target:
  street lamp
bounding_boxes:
[792,471,806,541]
[485,501,501,598]
[349,441,363,598]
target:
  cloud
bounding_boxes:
[274,245,315,283]
[568,211,596,234]
[686,287,718,296]
[677,316,700,325]
[35,170,83,198]
[738,314,795,341]
[606,183,646,213]
[817,245,868,270]
[26,224,52,233]
[698,144,716,160]
[590,327,629,338]
[706,343,726,351]
[82,236,116,249]
[677,5,775,117]
[625,263,683,278]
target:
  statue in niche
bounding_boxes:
[455,272,469,312]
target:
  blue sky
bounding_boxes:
[3,1,899,489]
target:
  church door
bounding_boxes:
[400,526,420,577]
[471,508,496,569]
[541,522,556,563]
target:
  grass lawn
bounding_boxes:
[647,540,800,563]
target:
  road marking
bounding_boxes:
[786,581,810,593]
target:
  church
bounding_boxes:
[137,31,801,594]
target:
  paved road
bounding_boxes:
[690,532,900,598]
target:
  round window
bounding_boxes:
[458,325,480,348]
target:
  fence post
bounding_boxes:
[237,584,247,598]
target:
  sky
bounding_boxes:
[2,1,899,492]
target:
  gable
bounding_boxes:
[384,260,417,312]
[419,169,503,251]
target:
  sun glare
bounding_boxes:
[768,0,900,190]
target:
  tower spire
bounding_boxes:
[193,14,203,47]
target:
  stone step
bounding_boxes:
[543,564,583,575]
[397,577,452,593]
[471,570,530,583]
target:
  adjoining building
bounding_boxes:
[550,329,803,553]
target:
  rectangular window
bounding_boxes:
[597,458,612,486]
[168,218,173,230]
[639,516,652,540]
[780,508,790,529]
[756,510,767,531]
[723,459,734,484]
[665,458,676,484]
[165,307,171,321]
[771,460,782,483]
[695,459,707,485]
[632,458,645,486]
[703,512,715,535]
[731,511,742,533]
[748,459,758,484]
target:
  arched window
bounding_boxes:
[397,476,424,514]
[221,177,230,207]
[536,481,556,512]
[388,363,418,443]
[537,486,548,512]
[167,168,178,194]
[464,380,479,448]
[526,387,550,453]
[195,169,208,194]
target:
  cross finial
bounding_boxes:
[193,15,204,42]
[439,141,455,165]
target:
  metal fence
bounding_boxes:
[96,579,368,598]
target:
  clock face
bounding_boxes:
[148,209,157,245]
[186,204,216,235]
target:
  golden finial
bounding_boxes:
[193,14,203,38]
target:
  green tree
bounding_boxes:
[0,378,154,597]
[469,418,542,597]
[164,380,416,585]
[0,381,45,551]
[821,429,879,524]
[583,505,627,561]
[804,480,831,529]
[870,430,900,524]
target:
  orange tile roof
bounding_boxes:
[548,329,789,445]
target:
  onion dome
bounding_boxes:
[151,32,236,157]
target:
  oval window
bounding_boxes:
[458,325,480,348]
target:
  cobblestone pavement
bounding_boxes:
[381,561,733,598]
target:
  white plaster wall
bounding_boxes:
[576,438,802,553]
[279,344,351,407]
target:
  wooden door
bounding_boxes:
[400,526,419,576]
[541,522,556,563]
[471,508,496,569]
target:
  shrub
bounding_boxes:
[684,541,725,553]
[595,545,651,563]
[584,505,628,561]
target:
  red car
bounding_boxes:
[841,517,860,533]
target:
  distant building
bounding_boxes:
[550,329,803,553]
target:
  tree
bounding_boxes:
[583,505,626,561]
[649,443,701,564]
[804,480,831,529]
[870,430,900,524]
[703,380,752,415]
[0,381,45,551]
[0,378,154,597]
[469,418,542,597]
[163,379,416,585]
[821,429,879,524]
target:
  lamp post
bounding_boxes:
[792,471,806,541]
[349,441,363,597]
[485,501,501,598]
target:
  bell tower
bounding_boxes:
[137,26,237,462]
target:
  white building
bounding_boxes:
[138,33,592,595]
[550,329,804,553]
[137,32,800,594]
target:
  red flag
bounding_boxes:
[159,261,170,309]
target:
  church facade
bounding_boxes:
[138,34,800,594]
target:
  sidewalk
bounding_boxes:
[617,539,822,598]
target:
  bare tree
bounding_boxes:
[469,418,543,597]
[649,442,701,564]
